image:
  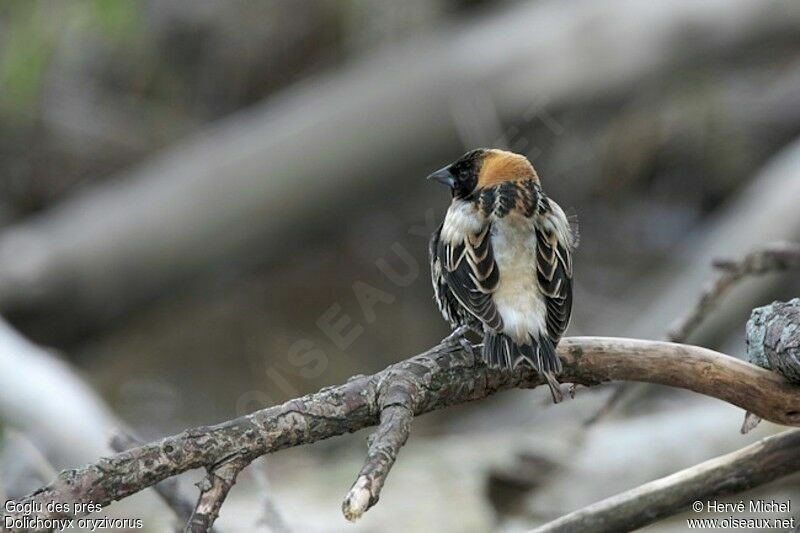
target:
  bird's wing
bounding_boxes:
[535,211,574,343]
[436,221,503,331]
[429,223,462,328]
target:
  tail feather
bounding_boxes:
[483,332,513,367]
[482,331,563,403]
[538,335,564,375]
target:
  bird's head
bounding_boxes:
[426,148,538,199]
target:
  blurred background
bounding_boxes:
[1,0,800,531]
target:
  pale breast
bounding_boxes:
[440,200,484,244]
[490,214,547,342]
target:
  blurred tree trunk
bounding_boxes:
[1,0,798,344]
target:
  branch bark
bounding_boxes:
[531,429,800,533]
[109,432,198,530]
[738,297,800,433]
[185,457,249,533]
[747,298,800,383]
[4,336,800,531]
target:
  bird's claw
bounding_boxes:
[443,325,470,345]
[458,336,478,359]
[443,326,478,358]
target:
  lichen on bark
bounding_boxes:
[747,298,800,383]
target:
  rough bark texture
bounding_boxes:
[747,298,800,383]
[342,400,414,521]
[739,297,800,433]
[531,429,800,533]
[109,432,198,530]
[185,457,249,533]
[5,336,800,531]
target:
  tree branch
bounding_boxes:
[531,429,800,533]
[5,336,800,532]
[343,388,414,521]
[587,242,800,426]
[109,432,198,530]
[185,456,249,533]
[667,242,800,343]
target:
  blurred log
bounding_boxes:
[0,317,184,526]
[1,0,798,338]
[531,429,800,533]
[0,317,116,465]
[490,402,759,521]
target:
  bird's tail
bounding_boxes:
[483,331,563,403]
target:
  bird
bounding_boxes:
[427,148,576,402]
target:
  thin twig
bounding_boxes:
[5,336,800,531]
[531,429,800,533]
[343,394,414,520]
[185,456,249,533]
[667,242,800,343]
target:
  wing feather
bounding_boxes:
[535,221,574,343]
[429,224,461,328]
[437,221,503,332]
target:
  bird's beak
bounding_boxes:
[426,166,456,188]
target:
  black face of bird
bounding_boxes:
[426,148,487,199]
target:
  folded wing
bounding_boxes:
[535,218,574,343]
[435,222,503,332]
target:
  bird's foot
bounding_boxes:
[443,325,470,345]
[444,326,478,359]
[459,336,478,360]
[568,383,577,399]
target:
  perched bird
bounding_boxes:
[428,148,576,402]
